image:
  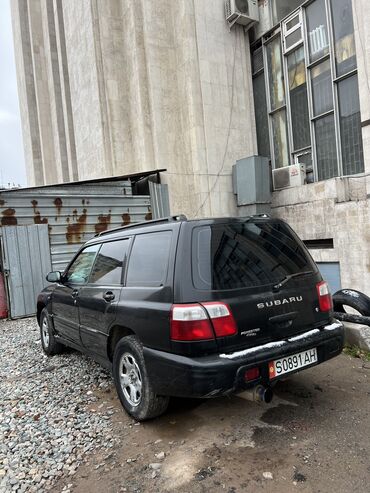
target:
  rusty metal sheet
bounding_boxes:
[0,180,152,272]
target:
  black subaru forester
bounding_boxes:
[37,215,344,420]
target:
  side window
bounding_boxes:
[126,231,172,287]
[89,239,130,285]
[65,245,100,284]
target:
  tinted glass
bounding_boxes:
[272,0,302,25]
[192,221,315,290]
[90,239,129,285]
[306,0,329,62]
[311,59,333,116]
[286,14,299,31]
[331,0,356,77]
[287,46,310,150]
[338,75,364,176]
[253,72,270,158]
[315,114,338,181]
[271,109,290,167]
[285,28,302,50]
[266,36,285,111]
[66,245,99,284]
[126,231,172,287]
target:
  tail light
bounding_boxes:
[202,302,238,337]
[316,281,333,312]
[171,304,214,341]
[170,302,237,341]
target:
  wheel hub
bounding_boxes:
[119,352,142,407]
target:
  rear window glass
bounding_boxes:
[192,221,315,290]
[126,231,172,287]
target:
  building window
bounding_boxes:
[252,46,270,158]
[251,0,364,182]
[331,0,357,77]
[306,0,329,62]
[338,75,364,176]
[287,46,310,151]
[265,34,290,167]
[271,0,303,25]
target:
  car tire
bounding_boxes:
[333,289,370,316]
[112,335,169,421]
[39,308,64,356]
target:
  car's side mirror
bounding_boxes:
[46,271,62,283]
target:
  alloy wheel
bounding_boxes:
[119,352,142,407]
[42,316,50,348]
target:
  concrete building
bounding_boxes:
[11,0,370,294]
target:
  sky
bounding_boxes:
[0,0,26,187]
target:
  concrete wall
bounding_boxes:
[12,0,257,218]
[271,176,370,295]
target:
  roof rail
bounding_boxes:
[95,214,187,237]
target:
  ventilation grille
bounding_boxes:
[236,0,250,15]
[252,46,264,74]
[225,0,232,18]
[272,167,291,190]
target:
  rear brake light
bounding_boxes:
[171,304,214,341]
[202,302,238,337]
[316,281,333,312]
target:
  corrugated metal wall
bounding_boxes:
[0,180,152,272]
[1,225,52,318]
[149,181,171,219]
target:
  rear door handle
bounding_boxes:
[103,291,115,302]
[72,289,79,299]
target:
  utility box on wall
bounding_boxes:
[232,156,271,210]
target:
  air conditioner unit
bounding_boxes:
[272,164,306,191]
[225,0,259,27]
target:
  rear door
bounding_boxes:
[190,220,325,353]
[119,229,176,352]
[78,238,131,357]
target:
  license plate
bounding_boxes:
[269,348,318,379]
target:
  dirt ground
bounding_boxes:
[56,353,370,493]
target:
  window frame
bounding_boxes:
[63,244,100,286]
[88,237,132,287]
[282,10,303,54]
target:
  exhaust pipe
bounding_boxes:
[243,385,273,404]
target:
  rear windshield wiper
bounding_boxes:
[273,271,314,292]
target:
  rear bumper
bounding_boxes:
[143,321,344,398]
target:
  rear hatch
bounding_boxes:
[189,218,330,353]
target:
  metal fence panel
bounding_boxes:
[1,225,51,318]
[0,180,152,272]
[149,181,170,219]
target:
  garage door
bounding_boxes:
[317,262,341,295]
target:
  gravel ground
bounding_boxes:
[1,318,370,493]
[0,317,119,493]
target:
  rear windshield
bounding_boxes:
[192,221,316,290]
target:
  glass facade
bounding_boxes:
[331,0,357,76]
[251,0,364,182]
[271,109,290,167]
[306,0,329,62]
[266,37,285,111]
[287,46,310,150]
[338,75,364,176]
